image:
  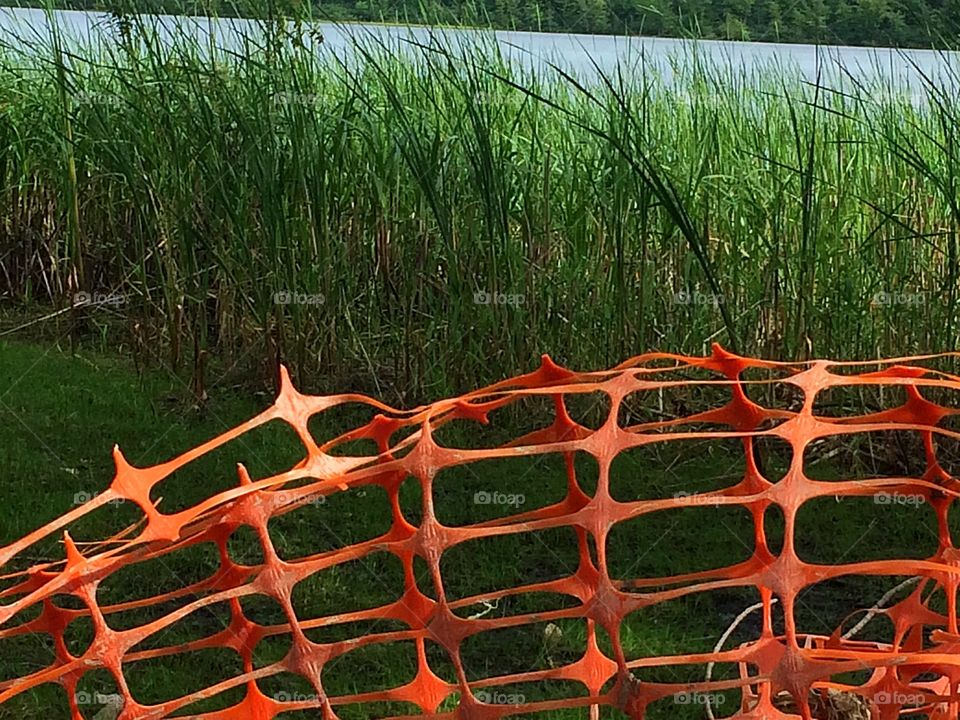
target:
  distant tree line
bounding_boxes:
[7,0,960,47]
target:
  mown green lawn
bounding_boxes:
[0,340,950,719]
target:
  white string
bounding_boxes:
[704,576,923,719]
[705,599,778,720]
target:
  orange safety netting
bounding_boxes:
[3,345,960,719]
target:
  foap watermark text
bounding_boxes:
[274,290,324,306]
[874,491,925,508]
[474,290,524,306]
[673,289,724,306]
[73,490,126,507]
[674,691,725,706]
[274,691,324,703]
[872,290,925,307]
[475,690,525,704]
[474,490,525,507]
[74,291,125,308]
[271,92,323,107]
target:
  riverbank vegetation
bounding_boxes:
[1,13,960,401]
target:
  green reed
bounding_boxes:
[1,10,958,400]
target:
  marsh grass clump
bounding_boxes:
[1,10,960,400]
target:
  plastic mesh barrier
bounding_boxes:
[3,345,960,719]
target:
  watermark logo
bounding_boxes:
[274,291,324,306]
[871,290,924,307]
[673,289,724,306]
[75,691,124,705]
[874,491,925,508]
[74,92,122,108]
[73,490,125,507]
[271,92,322,107]
[875,690,925,705]
[673,491,721,507]
[274,690,324,703]
[674,692,725,706]
[472,90,498,104]
[475,690,525,704]
[256,490,326,509]
[473,290,524,306]
[473,490,525,508]
[73,291,125,308]
[667,92,727,107]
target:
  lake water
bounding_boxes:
[0,6,956,94]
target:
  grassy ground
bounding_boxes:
[0,339,955,719]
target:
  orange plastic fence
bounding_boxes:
[3,345,960,719]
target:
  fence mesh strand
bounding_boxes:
[3,346,960,719]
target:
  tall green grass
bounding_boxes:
[1,11,959,400]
